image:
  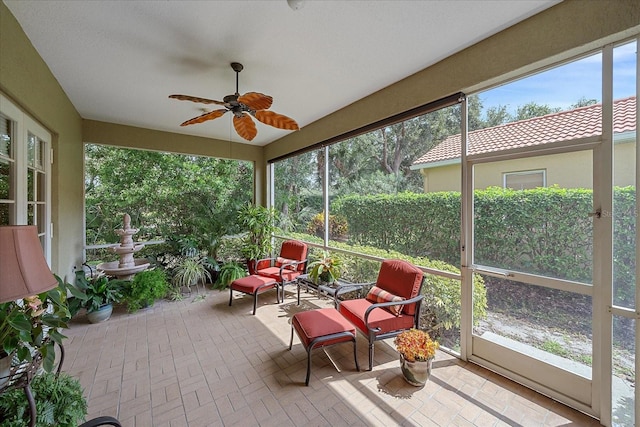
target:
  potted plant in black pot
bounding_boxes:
[237,203,278,275]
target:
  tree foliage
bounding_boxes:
[85,144,253,249]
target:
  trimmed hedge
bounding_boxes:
[333,186,636,308]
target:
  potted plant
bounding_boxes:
[308,251,343,284]
[74,270,124,324]
[237,203,278,274]
[214,261,247,289]
[0,371,87,426]
[124,269,169,312]
[394,328,439,386]
[172,256,211,292]
[0,276,73,376]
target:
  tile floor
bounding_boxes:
[62,287,602,427]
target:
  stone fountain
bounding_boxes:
[97,213,150,280]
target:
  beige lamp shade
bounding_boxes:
[0,225,58,303]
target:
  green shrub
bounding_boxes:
[0,372,87,427]
[125,269,169,312]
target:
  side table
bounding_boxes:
[296,274,365,307]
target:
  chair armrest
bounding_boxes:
[363,294,425,333]
[79,416,122,427]
[278,259,307,278]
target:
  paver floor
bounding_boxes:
[62,287,602,426]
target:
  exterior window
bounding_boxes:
[503,169,545,190]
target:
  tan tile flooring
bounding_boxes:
[62,287,602,427]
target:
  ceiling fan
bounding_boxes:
[169,62,299,142]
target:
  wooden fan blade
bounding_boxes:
[233,114,257,141]
[180,109,227,126]
[238,92,273,110]
[169,94,226,106]
[253,110,299,131]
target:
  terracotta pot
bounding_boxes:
[399,353,433,386]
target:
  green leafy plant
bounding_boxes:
[0,276,73,372]
[308,251,343,284]
[0,372,87,427]
[215,261,247,289]
[238,203,279,270]
[172,256,211,289]
[74,271,124,313]
[124,269,169,312]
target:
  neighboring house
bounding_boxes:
[411,96,637,192]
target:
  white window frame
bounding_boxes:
[502,169,546,189]
[0,93,52,262]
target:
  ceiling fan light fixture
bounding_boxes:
[287,0,305,11]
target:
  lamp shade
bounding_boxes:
[0,225,58,303]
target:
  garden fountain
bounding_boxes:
[96,213,150,280]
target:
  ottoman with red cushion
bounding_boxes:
[289,307,360,385]
[229,275,278,315]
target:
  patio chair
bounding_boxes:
[337,259,425,371]
[255,240,308,301]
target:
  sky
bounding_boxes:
[478,40,637,117]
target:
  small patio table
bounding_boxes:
[296,274,364,307]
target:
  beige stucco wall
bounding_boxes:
[2,0,639,279]
[1,2,83,280]
[420,141,635,192]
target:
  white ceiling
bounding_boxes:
[4,0,559,146]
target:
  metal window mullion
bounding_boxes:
[323,145,329,248]
[460,94,473,361]
[635,34,640,427]
[595,43,614,426]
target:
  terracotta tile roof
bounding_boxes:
[412,96,636,168]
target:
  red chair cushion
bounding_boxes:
[375,259,423,316]
[293,308,356,349]
[279,240,308,272]
[256,267,301,282]
[366,285,405,316]
[338,298,415,336]
[231,275,277,294]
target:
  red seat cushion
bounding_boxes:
[231,275,277,294]
[338,298,415,335]
[256,267,301,282]
[293,308,356,349]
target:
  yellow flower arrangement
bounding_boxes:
[394,328,439,362]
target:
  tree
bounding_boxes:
[84,145,253,250]
[515,102,561,120]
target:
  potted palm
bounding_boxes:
[394,328,439,386]
[237,203,278,274]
